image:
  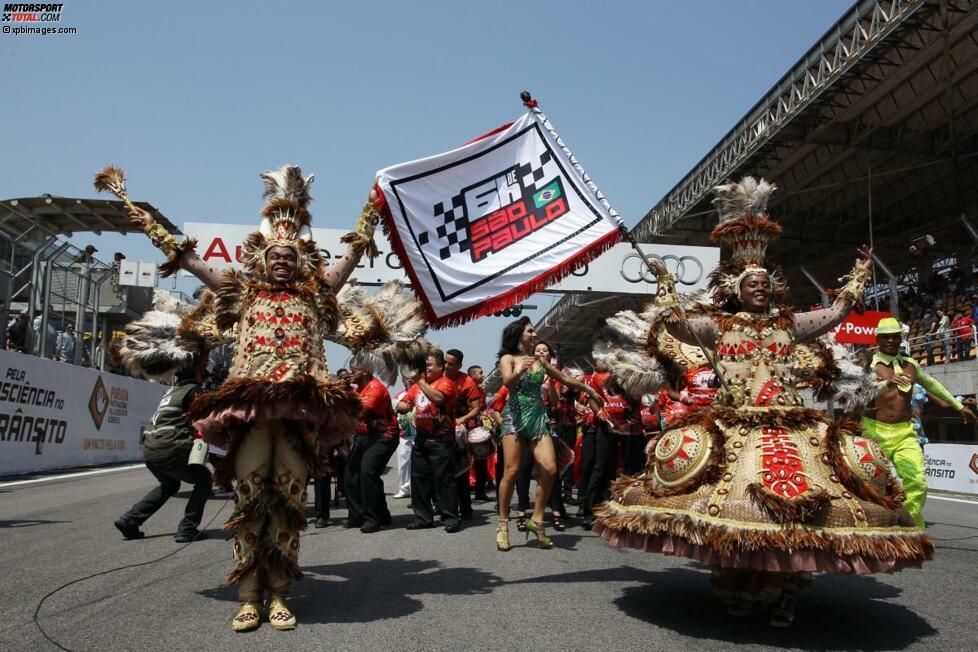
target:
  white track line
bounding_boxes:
[0,464,144,488]
[930,495,978,506]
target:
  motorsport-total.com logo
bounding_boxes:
[1,3,63,22]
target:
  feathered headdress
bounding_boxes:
[708,177,787,306]
[240,165,323,280]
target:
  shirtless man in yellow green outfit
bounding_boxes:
[864,317,977,527]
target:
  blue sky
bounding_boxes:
[0,0,852,375]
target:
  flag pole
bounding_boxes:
[518,90,730,393]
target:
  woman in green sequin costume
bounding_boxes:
[495,317,600,551]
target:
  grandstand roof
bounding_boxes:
[0,196,181,242]
[538,0,978,368]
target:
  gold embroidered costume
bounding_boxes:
[103,164,427,631]
[590,177,930,623]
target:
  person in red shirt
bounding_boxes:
[951,311,976,361]
[445,349,484,520]
[467,364,493,501]
[580,369,642,529]
[396,349,461,532]
[489,383,509,496]
[599,373,644,472]
[344,363,400,533]
[576,368,606,527]
[551,368,584,519]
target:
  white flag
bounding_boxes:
[375,111,622,326]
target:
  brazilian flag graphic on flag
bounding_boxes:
[532,180,562,209]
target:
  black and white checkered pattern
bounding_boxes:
[417,150,562,261]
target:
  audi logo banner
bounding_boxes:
[553,243,719,294]
[183,223,719,297]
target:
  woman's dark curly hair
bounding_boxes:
[498,316,532,359]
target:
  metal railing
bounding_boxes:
[902,324,978,366]
[635,0,928,239]
[2,230,121,369]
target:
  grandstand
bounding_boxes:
[533,0,978,443]
[538,0,978,362]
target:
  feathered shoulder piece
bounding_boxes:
[795,336,882,412]
[329,281,431,384]
[118,289,228,380]
[592,309,668,399]
[214,269,245,332]
[639,295,716,385]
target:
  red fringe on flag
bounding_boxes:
[461,121,514,146]
[374,184,623,329]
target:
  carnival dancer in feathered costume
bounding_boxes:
[98,165,428,632]
[591,177,932,627]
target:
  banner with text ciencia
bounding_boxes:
[183,222,720,295]
[924,443,978,495]
[0,349,166,476]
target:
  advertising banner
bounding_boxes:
[183,223,408,286]
[924,443,978,495]
[831,310,893,345]
[552,243,720,295]
[0,350,166,476]
[185,222,719,297]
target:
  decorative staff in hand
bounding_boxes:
[518,90,729,393]
[93,165,137,210]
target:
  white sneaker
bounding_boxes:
[393,491,410,499]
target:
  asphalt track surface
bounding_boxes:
[1,465,977,652]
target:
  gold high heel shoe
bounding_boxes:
[524,519,553,549]
[231,601,262,632]
[496,521,511,551]
[266,595,297,631]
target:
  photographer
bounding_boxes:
[114,354,212,543]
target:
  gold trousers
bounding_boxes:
[228,420,315,602]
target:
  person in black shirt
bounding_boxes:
[114,354,212,542]
[6,312,29,352]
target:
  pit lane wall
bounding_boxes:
[0,349,165,476]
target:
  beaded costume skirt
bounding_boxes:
[594,406,932,574]
[189,375,361,484]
